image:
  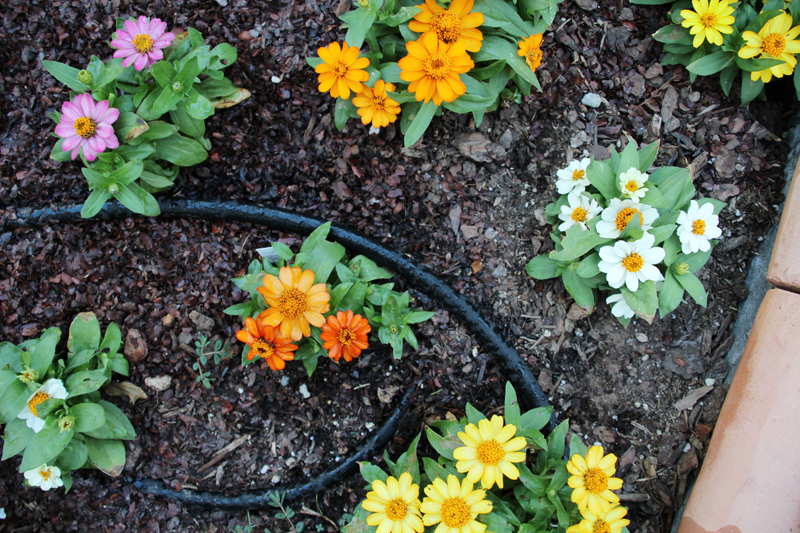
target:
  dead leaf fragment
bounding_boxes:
[124,329,148,363]
[377,385,400,403]
[674,385,714,412]
[104,381,148,405]
[144,375,173,391]
[471,261,483,274]
[211,88,251,109]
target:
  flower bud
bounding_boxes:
[77,70,94,86]
[674,262,690,275]
[17,366,38,385]
[358,0,370,8]
[172,81,183,93]
[58,416,74,433]
[108,184,119,195]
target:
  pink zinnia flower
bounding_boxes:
[110,16,175,71]
[54,94,119,161]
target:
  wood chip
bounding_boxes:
[674,385,714,412]
[103,381,148,405]
[197,435,251,473]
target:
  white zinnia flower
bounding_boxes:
[17,379,68,433]
[677,200,722,254]
[606,293,635,319]
[24,464,64,491]
[596,198,658,239]
[619,167,649,202]
[558,193,602,231]
[555,158,591,195]
[599,232,665,292]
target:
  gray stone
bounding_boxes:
[581,93,603,108]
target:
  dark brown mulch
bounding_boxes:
[0,0,793,531]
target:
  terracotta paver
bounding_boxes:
[677,288,800,533]
[767,153,800,292]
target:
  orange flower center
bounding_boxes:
[277,288,309,319]
[584,467,609,494]
[615,207,643,232]
[369,95,387,111]
[423,52,452,80]
[440,497,471,528]
[431,10,462,44]
[28,392,51,418]
[385,498,408,521]
[525,48,543,71]
[251,338,276,360]
[132,33,154,53]
[625,180,638,192]
[74,117,97,139]
[571,206,588,223]
[332,61,349,78]
[40,469,52,481]
[476,439,505,466]
[593,521,611,533]
[692,219,706,235]
[337,328,357,346]
[761,33,786,57]
[699,12,717,29]
[622,253,644,273]
[572,169,585,181]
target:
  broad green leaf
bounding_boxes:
[641,183,668,209]
[302,240,347,284]
[394,432,422,485]
[169,108,206,137]
[504,382,521,428]
[526,255,562,279]
[687,51,735,76]
[652,24,694,46]
[0,371,31,424]
[65,371,108,398]
[2,418,34,460]
[586,159,617,200]
[404,101,437,148]
[112,112,149,143]
[358,461,389,484]
[81,189,112,218]
[150,61,177,87]
[638,140,659,172]
[0,342,25,372]
[109,159,144,186]
[520,406,552,431]
[549,225,610,262]
[20,420,74,472]
[42,61,90,92]
[153,134,208,166]
[29,328,61,376]
[568,433,588,458]
[422,456,456,481]
[50,138,73,162]
[300,222,332,254]
[663,233,681,266]
[424,426,460,460]
[649,224,677,245]
[465,402,487,425]
[381,5,421,26]
[546,420,568,461]
[697,197,726,214]
[70,403,106,433]
[741,75,764,105]
[84,436,126,477]
[293,343,320,377]
[343,8,378,49]
[150,85,186,118]
[348,255,392,281]
[116,183,160,217]
[403,310,434,324]
[178,88,215,120]
[621,280,658,323]
[658,270,685,318]
[562,266,595,312]
[56,439,88,471]
[208,43,238,70]
[576,253,601,278]
[676,271,707,307]
[337,281,368,314]
[617,140,639,177]
[443,93,498,114]
[474,36,540,90]
[82,400,136,440]
[380,63,403,83]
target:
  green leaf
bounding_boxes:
[299,222,332,254]
[348,255,392,281]
[663,233,681,267]
[741,75,764,105]
[0,342,25,372]
[113,112,149,143]
[82,400,136,440]
[178,88,215,120]
[443,93,498,114]
[465,402,487,425]
[380,63,403,84]
[474,36,540,90]
[65,370,108,398]
[504,382,521,428]
[84,436,126,477]
[150,85,186,118]
[169,108,206,137]
[20,420,74,472]
[562,265,595,311]
[81,189,111,218]
[649,224,677,245]
[422,456,456,481]
[0,371,31,424]
[404,101,437,148]
[576,253,601,278]
[112,143,156,163]
[720,63,739,96]
[568,434,588,458]
[337,282,368,314]
[56,439,88,471]
[2,418,34,460]
[638,140,659,172]
[109,158,144,186]
[658,270,685,318]
[473,0,533,38]
[586,159,617,200]
[403,311,434,324]
[549,225,609,262]
[150,61,177,87]
[621,280,658,323]
[153,134,208,166]
[641,183,668,209]
[687,50,735,76]
[546,420,568,461]
[42,61,90,92]
[424,426,459,461]
[29,328,61,376]
[208,43,238,70]
[653,24,694,46]
[50,138,73,162]
[302,240,347,284]
[657,167,693,211]
[343,9,378,49]
[617,139,639,177]
[70,403,106,433]
[675,246,713,273]
[382,5,421,26]
[520,406,552,431]
[67,312,101,356]
[358,461,389,484]
[116,182,161,217]
[293,343,321,377]
[174,56,204,88]
[676,271,707,307]
[394,432,422,485]
[526,255,562,280]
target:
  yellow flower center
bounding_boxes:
[761,33,786,57]
[73,117,97,139]
[431,10,462,44]
[440,497,471,528]
[572,169,585,181]
[423,52,452,80]
[370,96,387,111]
[277,288,309,319]
[40,469,52,481]
[625,180,638,192]
[593,521,611,533]
[571,206,588,223]
[699,12,717,29]
[132,33,154,53]
[525,48,543,71]
[584,467,609,494]
[692,219,706,235]
[385,498,408,521]
[332,61,349,77]
[28,392,51,418]
[476,439,506,466]
[251,338,276,360]
[614,207,643,232]
[622,253,644,273]
[337,328,357,347]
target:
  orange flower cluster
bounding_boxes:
[321,310,371,362]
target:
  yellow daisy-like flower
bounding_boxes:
[399,32,474,106]
[680,0,735,48]
[363,472,424,533]
[566,504,631,533]
[738,12,800,83]
[352,80,401,128]
[421,475,492,533]
[452,414,527,489]
[566,446,624,515]
[256,266,331,341]
[314,41,370,100]
[517,34,544,72]
[408,0,484,52]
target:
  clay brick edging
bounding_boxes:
[767,152,800,293]
[676,289,800,533]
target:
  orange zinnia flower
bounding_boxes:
[236,317,298,371]
[399,32,474,106]
[408,0,484,52]
[315,41,371,100]
[320,310,371,362]
[353,80,401,128]
[257,266,331,341]
[518,34,544,72]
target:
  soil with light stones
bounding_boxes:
[0,0,793,531]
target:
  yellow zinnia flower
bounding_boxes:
[421,475,492,533]
[566,446,624,515]
[738,12,800,82]
[352,80,401,128]
[453,414,527,489]
[314,41,370,99]
[680,0,735,48]
[399,32,474,105]
[257,266,331,341]
[566,503,631,533]
[408,0,484,52]
[517,34,544,72]
[362,472,424,533]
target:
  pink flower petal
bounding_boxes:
[137,16,150,35]
[150,20,167,39]
[96,123,114,138]
[147,49,164,61]
[87,136,106,154]
[61,102,81,120]
[113,48,137,59]
[70,144,82,160]
[123,19,139,37]
[54,123,75,138]
[104,132,120,149]
[98,107,119,125]
[122,54,139,68]
[91,100,109,121]
[62,134,82,152]
[82,143,98,162]
[133,54,149,71]
[114,29,132,41]
[153,34,174,48]
[110,39,136,50]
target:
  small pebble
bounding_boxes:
[280,376,289,387]
[581,93,603,108]
[705,378,716,386]
[260,465,269,475]
[299,383,311,399]
[271,76,281,83]
[635,333,648,343]
[683,443,692,453]
[271,474,281,483]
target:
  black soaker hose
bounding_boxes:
[3,199,559,507]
